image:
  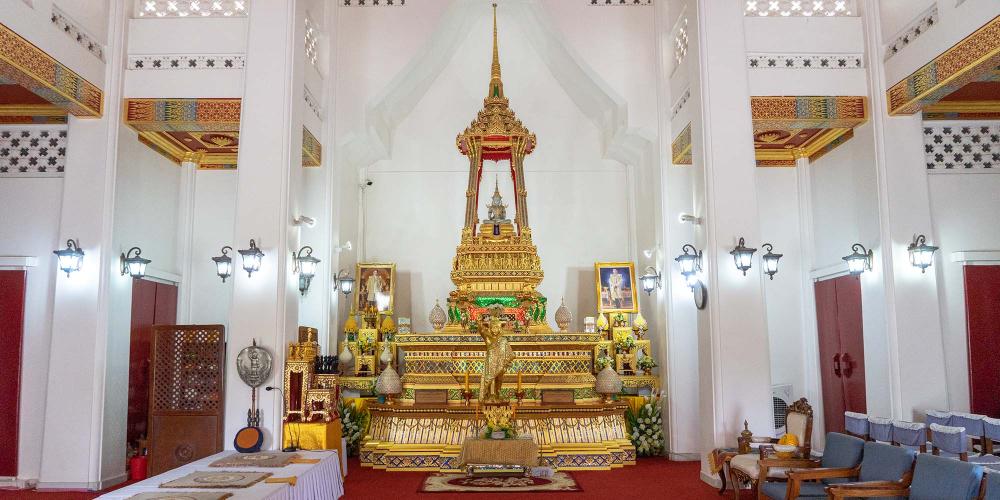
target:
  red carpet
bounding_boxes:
[1,457,728,500]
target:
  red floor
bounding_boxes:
[0,457,728,500]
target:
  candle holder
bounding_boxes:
[462,390,474,406]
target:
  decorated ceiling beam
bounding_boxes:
[0,23,102,118]
[887,15,1000,116]
[124,98,241,169]
[302,126,321,167]
[670,123,692,165]
[751,95,867,166]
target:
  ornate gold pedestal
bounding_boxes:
[359,402,636,471]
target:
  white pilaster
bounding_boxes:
[861,2,948,418]
[691,0,774,463]
[794,154,825,449]
[226,0,306,446]
[38,0,128,490]
[175,158,199,323]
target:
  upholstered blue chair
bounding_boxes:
[983,471,1000,500]
[869,416,893,443]
[892,421,927,453]
[757,433,865,499]
[845,411,869,440]
[985,417,1000,457]
[826,453,983,500]
[931,423,971,460]
[925,410,953,442]
[952,413,990,455]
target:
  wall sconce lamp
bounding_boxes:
[675,244,703,288]
[237,239,264,277]
[53,239,84,277]
[120,247,151,278]
[293,246,321,295]
[761,243,782,280]
[212,246,233,282]
[334,269,355,296]
[843,243,873,276]
[907,234,938,273]
[638,266,662,295]
[729,237,757,276]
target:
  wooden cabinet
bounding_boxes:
[128,279,177,452]
[815,275,866,434]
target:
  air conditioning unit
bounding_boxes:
[772,384,793,434]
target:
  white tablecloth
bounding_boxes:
[98,450,343,500]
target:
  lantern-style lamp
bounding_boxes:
[335,269,355,296]
[638,266,662,295]
[730,237,757,275]
[760,243,782,280]
[237,239,264,277]
[293,246,321,295]
[675,244,703,288]
[120,247,151,278]
[907,234,938,273]
[843,243,873,276]
[212,246,233,282]
[53,239,84,277]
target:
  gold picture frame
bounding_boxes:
[594,261,638,313]
[355,262,396,313]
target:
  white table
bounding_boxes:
[99,450,343,500]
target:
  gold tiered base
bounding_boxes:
[359,402,636,471]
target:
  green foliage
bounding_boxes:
[337,400,370,456]
[482,422,517,439]
[595,354,614,370]
[626,393,664,457]
[637,356,657,371]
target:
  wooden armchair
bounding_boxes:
[729,398,813,500]
[826,453,983,500]
[756,432,865,500]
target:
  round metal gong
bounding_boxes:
[236,343,272,388]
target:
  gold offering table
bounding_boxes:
[360,401,635,471]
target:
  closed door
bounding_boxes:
[0,271,26,477]
[965,266,1000,417]
[815,274,867,434]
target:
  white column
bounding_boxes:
[175,155,199,323]
[691,0,774,471]
[794,153,825,449]
[38,0,128,490]
[861,3,948,418]
[226,0,306,446]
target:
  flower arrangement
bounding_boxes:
[637,356,657,373]
[337,399,370,456]
[595,354,614,370]
[626,393,664,456]
[614,335,636,354]
[356,337,375,355]
[482,404,517,439]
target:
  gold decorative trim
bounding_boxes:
[887,15,1000,115]
[124,98,241,169]
[0,23,103,117]
[751,96,866,167]
[302,126,321,167]
[671,123,692,165]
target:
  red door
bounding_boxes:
[815,278,846,434]
[965,266,1000,417]
[127,279,178,452]
[0,271,26,476]
[815,274,866,434]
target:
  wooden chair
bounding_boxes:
[728,398,813,499]
[766,441,915,499]
[826,453,983,500]
[754,432,864,499]
[844,411,869,440]
[892,421,928,453]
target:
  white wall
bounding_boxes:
[756,168,807,400]
[0,176,63,484]
[188,169,238,324]
[928,172,1000,412]
[101,126,182,480]
[808,122,892,419]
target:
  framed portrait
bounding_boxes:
[594,262,638,313]
[355,263,396,313]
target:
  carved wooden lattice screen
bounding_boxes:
[147,324,226,475]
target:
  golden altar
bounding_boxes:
[360,401,635,471]
[282,4,659,473]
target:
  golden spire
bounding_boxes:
[489,3,504,99]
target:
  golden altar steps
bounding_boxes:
[360,401,636,471]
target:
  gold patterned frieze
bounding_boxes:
[0,23,103,117]
[302,125,321,167]
[671,123,692,165]
[887,15,1000,115]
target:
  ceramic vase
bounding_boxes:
[338,343,354,369]
[380,343,393,366]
